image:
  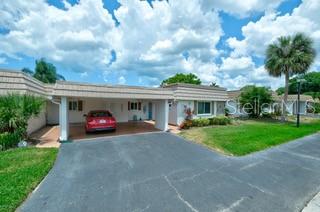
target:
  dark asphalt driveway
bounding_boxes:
[19,132,320,212]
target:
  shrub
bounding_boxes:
[192,118,210,127]
[0,132,21,151]
[0,93,44,138]
[179,120,193,129]
[209,116,232,125]
[314,103,320,114]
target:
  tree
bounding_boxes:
[21,58,65,83]
[0,93,44,138]
[239,86,273,118]
[161,73,201,86]
[276,71,320,99]
[265,33,316,121]
[276,87,285,95]
[210,82,220,87]
[22,67,34,76]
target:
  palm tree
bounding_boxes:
[265,33,316,121]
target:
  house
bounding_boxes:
[226,90,315,116]
[163,83,228,125]
[0,70,229,140]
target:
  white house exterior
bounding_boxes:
[164,84,228,125]
[0,70,229,140]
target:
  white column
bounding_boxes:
[214,101,217,116]
[155,99,169,131]
[59,96,69,141]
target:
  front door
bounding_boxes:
[148,102,152,120]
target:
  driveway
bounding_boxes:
[19,132,320,212]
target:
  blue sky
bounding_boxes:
[0,0,319,90]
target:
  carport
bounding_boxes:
[49,81,173,141]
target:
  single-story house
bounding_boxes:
[0,70,228,140]
[226,90,316,116]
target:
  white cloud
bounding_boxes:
[228,0,320,62]
[0,0,115,71]
[0,0,316,90]
[80,71,88,78]
[199,0,285,17]
[118,76,126,84]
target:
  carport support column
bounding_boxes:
[155,99,169,131]
[59,96,69,141]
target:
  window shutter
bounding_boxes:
[138,102,141,110]
[211,101,214,115]
[78,100,83,111]
[69,101,72,110]
[194,101,198,115]
[128,101,130,111]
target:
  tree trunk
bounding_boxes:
[282,71,289,122]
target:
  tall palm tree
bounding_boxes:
[265,33,316,121]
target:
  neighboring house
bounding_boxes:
[227,90,315,116]
[0,70,228,140]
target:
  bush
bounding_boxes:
[209,116,232,125]
[0,93,44,139]
[314,103,320,114]
[179,120,193,129]
[192,118,210,127]
[0,132,21,151]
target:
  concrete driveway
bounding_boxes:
[19,132,320,212]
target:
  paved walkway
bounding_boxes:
[19,132,320,212]
[303,192,320,212]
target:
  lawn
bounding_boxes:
[180,119,320,156]
[0,148,58,212]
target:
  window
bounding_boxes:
[128,101,141,111]
[68,100,83,111]
[197,101,211,115]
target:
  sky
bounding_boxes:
[0,0,319,90]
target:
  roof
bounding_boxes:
[0,69,173,99]
[0,69,229,101]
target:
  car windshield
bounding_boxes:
[89,111,112,117]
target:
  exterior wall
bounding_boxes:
[226,100,241,116]
[168,101,178,125]
[46,98,155,124]
[216,101,225,115]
[177,100,194,126]
[27,110,46,135]
[292,101,307,115]
[47,101,59,125]
[155,100,169,131]
[173,100,227,126]
[127,100,150,121]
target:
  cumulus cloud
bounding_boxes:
[199,0,286,17]
[0,0,115,71]
[0,0,317,90]
[228,0,320,61]
[118,76,126,84]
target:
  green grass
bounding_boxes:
[0,148,58,212]
[180,119,320,156]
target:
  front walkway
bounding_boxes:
[20,132,320,212]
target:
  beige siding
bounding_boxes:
[47,101,59,125]
[27,110,46,134]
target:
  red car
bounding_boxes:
[85,110,116,133]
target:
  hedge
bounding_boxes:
[180,116,232,129]
[0,132,21,151]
